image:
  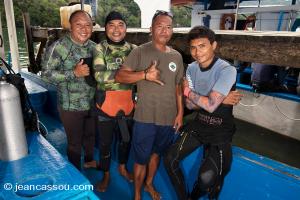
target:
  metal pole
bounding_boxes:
[204,0,208,10]
[287,11,295,31]
[289,0,297,31]
[81,0,84,10]
[4,0,20,73]
[233,0,241,30]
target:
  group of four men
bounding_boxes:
[42,9,241,200]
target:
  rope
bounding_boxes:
[238,91,266,107]
[272,97,300,121]
[38,120,49,136]
[238,90,300,121]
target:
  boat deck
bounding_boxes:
[0,131,98,200]
[233,118,300,169]
[10,71,299,200]
[38,113,300,200]
[37,112,300,200]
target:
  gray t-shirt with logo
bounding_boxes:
[123,42,184,126]
[186,58,236,96]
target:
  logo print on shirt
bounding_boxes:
[107,57,123,70]
[169,62,177,72]
[115,57,123,65]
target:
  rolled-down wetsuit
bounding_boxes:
[93,39,136,171]
[164,57,237,200]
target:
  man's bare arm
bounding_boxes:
[185,98,200,110]
[115,61,164,85]
[173,84,184,131]
[223,90,242,105]
[185,88,225,113]
[115,65,144,84]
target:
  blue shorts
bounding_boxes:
[132,121,175,165]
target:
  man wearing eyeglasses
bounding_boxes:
[115,10,184,200]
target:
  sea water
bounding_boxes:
[2,27,29,68]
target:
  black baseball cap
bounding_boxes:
[105,11,126,26]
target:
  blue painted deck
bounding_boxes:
[34,114,300,200]
[0,72,98,200]
[0,132,98,200]
[1,71,300,200]
[236,83,300,103]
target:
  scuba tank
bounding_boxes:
[0,76,28,161]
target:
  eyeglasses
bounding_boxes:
[152,10,173,22]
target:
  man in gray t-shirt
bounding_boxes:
[115,10,184,200]
[122,42,183,126]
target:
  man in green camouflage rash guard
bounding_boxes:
[41,10,96,170]
[92,11,136,192]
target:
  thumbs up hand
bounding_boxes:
[74,59,90,78]
[144,60,164,85]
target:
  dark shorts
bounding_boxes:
[132,121,175,165]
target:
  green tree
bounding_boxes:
[0,0,69,27]
[0,0,191,28]
[172,5,191,27]
[14,0,69,27]
[96,0,140,27]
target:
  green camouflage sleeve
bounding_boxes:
[93,44,116,84]
[41,42,76,84]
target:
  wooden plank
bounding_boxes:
[31,28,51,39]
[23,13,37,73]
[30,27,300,69]
[124,29,300,68]
[215,31,300,68]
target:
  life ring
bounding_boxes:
[244,15,256,30]
[220,14,235,30]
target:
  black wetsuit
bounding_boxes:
[164,58,237,200]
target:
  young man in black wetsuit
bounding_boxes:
[164,26,240,200]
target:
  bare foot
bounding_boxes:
[144,184,161,200]
[119,165,133,182]
[134,195,141,200]
[96,172,110,192]
[83,160,97,169]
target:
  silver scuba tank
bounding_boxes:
[0,77,28,161]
